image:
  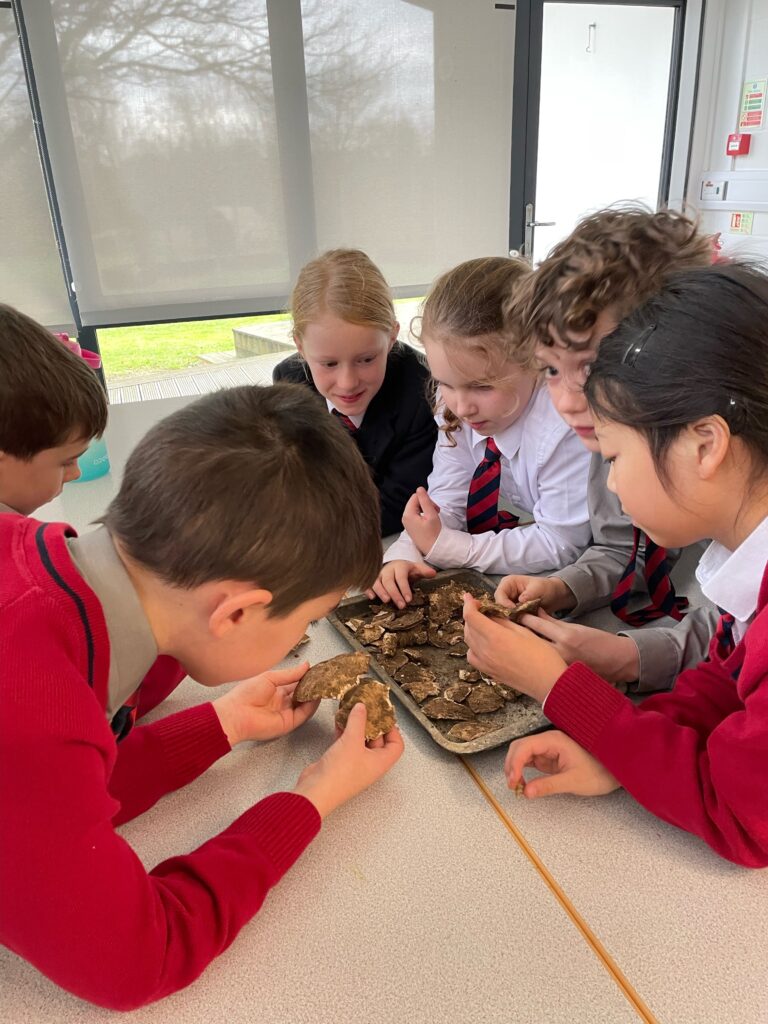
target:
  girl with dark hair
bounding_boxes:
[463,263,768,867]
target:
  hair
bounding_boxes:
[0,304,107,458]
[505,205,714,358]
[585,262,768,486]
[102,384,382,617]
[291,248,396,338]
[414,256,531,441]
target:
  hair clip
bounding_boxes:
[621,323,657,368]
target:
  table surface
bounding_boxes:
[3,394,765,1024]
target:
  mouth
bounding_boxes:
[570,424,596,437]
[335,391,365,404]
[465,420,489,431]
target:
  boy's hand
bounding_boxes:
[505,730,620,799]
[293,703,405,818]
[463,595,567,703]
[523,612,640,686]
[368,559,436,609]
[213,663,319,747]
[495,574,576,614]
[401,487,442,556]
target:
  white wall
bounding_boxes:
[687,0,768,256]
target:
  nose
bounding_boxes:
[454,393,477,419]
[64,463,82,484]
[337,363,359,391]
[549,379,588,417]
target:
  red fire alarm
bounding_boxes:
[726,132,751,156]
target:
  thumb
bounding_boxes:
[272,661,310,685]
[416,563,437,579]
[523,771,576,799]
[340,701,368,743]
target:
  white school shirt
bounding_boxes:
[695,516,768,644]
[325,398,364,428]
[384,385,592,575]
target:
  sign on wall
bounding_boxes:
[738,78,766,131]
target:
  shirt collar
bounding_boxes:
[695,516,768,625]
[0,501,19,514]
[325,398,364,429]
[67,526,158,718]
[469,391,538,460]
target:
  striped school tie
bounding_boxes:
[466,437,519,534]
[332,409,358,434]
[610,526,688,626]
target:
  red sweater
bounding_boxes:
[0,517,321,1008]
[546,562,768,867]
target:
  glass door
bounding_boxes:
[510,1,685,263]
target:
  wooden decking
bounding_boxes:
[107,351,289,404]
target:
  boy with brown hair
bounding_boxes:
[0,304,108,515]
[493,206,719,692]
[0,383,403,1010]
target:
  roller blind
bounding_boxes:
[0,4,73,327]
[20,0,515,327]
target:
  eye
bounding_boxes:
[602,456,616,466]
[542,366,559,379]
[321,361,338,369]
[473,384,493,392]
[358,356,377,364]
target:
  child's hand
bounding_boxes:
[523,612,640,686]
[463,595,567,703]
[213,663,319,747]
[368,559,436,608]
[505,730,620,799]
[293,703,405,818]
[401,487,442,556]
[495,574,576,614]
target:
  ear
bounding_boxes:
[293,331,304,356]
[687,416,731,480]
[388,324,400,351]
[208,586,273,639]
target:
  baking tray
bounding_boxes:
[327,569,550,754]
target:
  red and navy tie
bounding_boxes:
[610,526,688,626]
[466,438,519,534]
[332,409,358,434]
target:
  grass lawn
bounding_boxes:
[97,313,291,379]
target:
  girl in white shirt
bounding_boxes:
[372,256,592,608]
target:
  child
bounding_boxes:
[0,303,107,515]
[464,263,768,867]
[273,248,437,536]
[0,384,403,1009]
[372,256,591,607]
[495,208,717,691]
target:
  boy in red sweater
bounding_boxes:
[464,264,768,867]
[0,304,107,515]
[0,383,403,1008]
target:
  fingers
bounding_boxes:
[371,578,393,604]
[519,610,565,642]
[504,732,556,782]
[413,562,437,580]
[392,564,415,607]
[495,576,525,606]
[523,771,577,799]
[402,491,423,521]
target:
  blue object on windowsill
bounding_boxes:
[52,331,111,482]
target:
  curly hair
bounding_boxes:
[504,205,714,358]
[414,256,531,443]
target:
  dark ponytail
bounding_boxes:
[585,262,768,482]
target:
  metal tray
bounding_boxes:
[327,569,550,754]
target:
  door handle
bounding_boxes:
[522,203,557,262]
